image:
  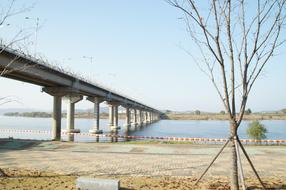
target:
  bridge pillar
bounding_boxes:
[144,111,148,125]
[113,105,119,129]
[52,96,62,141]
[141,110,144,126]
[43,87,83,141]
[142,110,145,126]
[108,104,114,128]
[87,97,104,134]
[108,102,120,131]
[124,107,131,130]
[134,109,138,127]
[64,95,83,134]
[138,110,142,127]
[140,110,144,126]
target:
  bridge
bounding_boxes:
[0,46,161,141]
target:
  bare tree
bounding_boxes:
[0,0,33,177]
[0,0,34,104]
[167,0,286,189]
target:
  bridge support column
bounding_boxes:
[157,113,160,121]
[134,109,138,127]
[140,110,144,126]
[108,104,114,128]
[149,112,152,123]
[43,87,83,141]
[108,102,120,131]
[124,107,131,130]
[64,95,83,134]
[141,111,144,126]
[113,105,119,129]
[52,96,62,141]
[87,97,104,134]
[138,110,142,127]
[145,111,148,125]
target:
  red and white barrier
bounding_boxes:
[1,129,286,144]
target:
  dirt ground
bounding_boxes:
[0,168,286,190]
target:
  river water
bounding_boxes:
[0,116,285,142]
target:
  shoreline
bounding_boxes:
[164,113,286,121]
[2,113,286,120]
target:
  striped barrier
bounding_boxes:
[1,129,286,144]
[0,129,50,134]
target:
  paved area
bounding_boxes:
[0,140,285,179]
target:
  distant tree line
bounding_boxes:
[4,112,51,118]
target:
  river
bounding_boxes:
[0,116,285,142]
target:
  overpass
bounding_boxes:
[0,46,161,141]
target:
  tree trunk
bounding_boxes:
[230,124,239,190]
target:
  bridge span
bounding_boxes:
[0,46,161,141]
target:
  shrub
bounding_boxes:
[247,120,267,140]
[194,110,201,115]
[245,108,252,115]
[220,110,225,115]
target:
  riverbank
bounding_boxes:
[0,140,285,189]
[165,113,286,120]
[3,112,286,120]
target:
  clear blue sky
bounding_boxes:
[0,0,285,112]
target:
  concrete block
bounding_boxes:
[63,129,81,133]
[76,177,120,190]
[89,129,103,134]
[110,126,121,130]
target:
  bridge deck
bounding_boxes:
[0,46,158,112]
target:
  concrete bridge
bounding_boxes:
[0,46,161,141]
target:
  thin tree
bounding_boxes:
[0,0,34,105]
[0,0,33,177]
[167,0,286,189]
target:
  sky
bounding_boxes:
[0,0,285,112]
